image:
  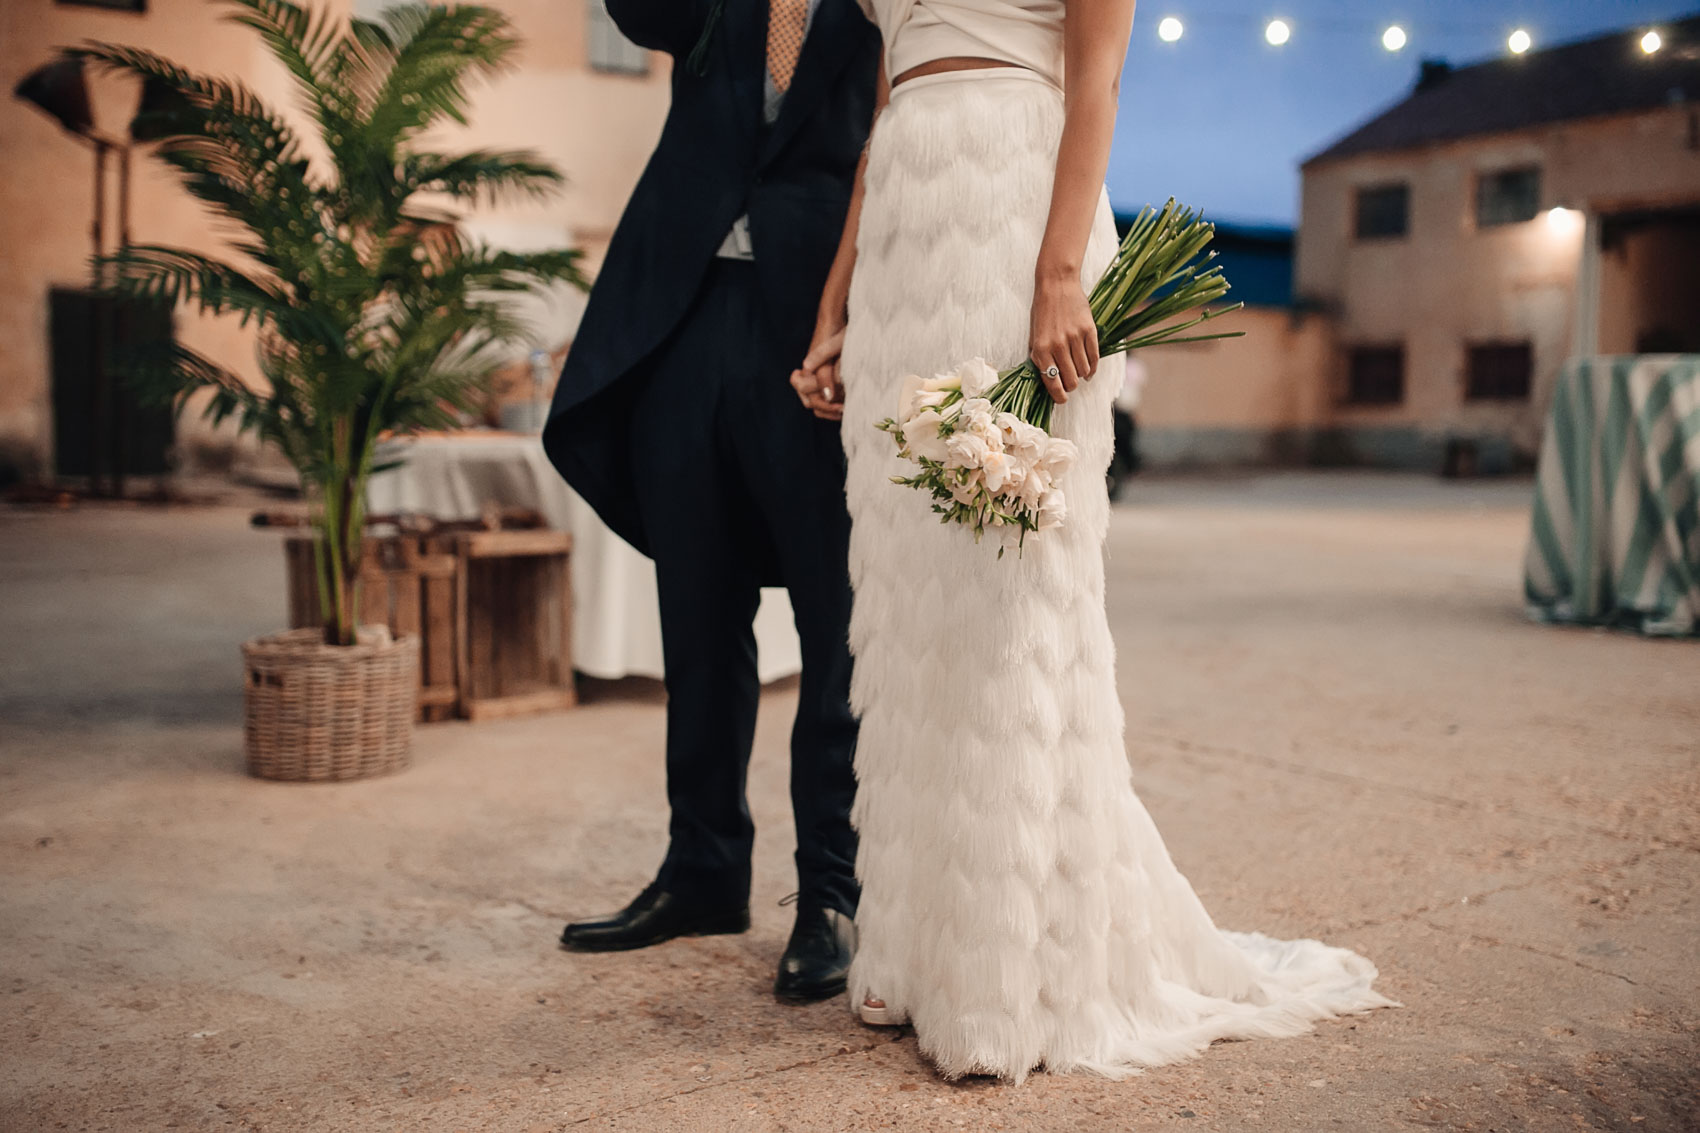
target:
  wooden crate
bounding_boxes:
[283,535,461,721]
[453,530,577,720]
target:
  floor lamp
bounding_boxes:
[14,57,138,496]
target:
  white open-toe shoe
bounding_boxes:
[857,997,906,1027]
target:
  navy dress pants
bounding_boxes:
[629,259,859,918]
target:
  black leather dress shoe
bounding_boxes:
[559,883,749,953]
[774,900,857,1003]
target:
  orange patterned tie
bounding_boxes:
[766,0,807,93]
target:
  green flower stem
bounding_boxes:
[956,199,1244,433]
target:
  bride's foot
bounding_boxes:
[857,996,906,1027]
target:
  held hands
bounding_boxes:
[791,272,1098,416]
[791,317,847,421]
[1029,270,1100,404]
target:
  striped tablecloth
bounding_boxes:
[1525,355,1700,636]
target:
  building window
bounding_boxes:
[1466,342,1533,400]
[1345,345,1405,405]
[1354,184,1409,240]
[1476,167,1541,228]
[589,0,651,75]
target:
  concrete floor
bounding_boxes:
[1,473,1695,1132]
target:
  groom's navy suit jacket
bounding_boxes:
[542,0,880,560]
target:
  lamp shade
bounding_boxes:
[13,58,95,137]
[129,75,192,142]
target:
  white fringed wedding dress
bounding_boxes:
[837,0,1396,1082]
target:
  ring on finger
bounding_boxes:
[1044,365,1061,380]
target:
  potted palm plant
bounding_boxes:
[75,0,587,780]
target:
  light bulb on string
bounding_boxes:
[1382,25,1407,52]
[1158,16,1184,43]
[1265,19,1291,47]
[1508,28,1532,55]
[1641,30,1663,55]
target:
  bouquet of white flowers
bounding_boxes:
[876,200,1243,554]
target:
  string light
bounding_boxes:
[1137,14,1672,63]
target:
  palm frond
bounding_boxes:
[81,3,583,645]
[402,149,565,203]
[100,245,289,326]
[219,0,347,131]
[359,6,518,149]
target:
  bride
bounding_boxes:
[791,0,1394,1083]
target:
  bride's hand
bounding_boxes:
[1029,270,1099,404]
[791,318,847,421]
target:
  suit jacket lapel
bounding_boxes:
[720,0,767,157]
[757,0,865,169]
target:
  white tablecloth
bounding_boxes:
[366,433,802,682]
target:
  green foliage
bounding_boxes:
[1091,199,1243,359]
[75,0,587,645]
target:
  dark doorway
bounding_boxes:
[49,288,176,484]
[1597,206,1700,355]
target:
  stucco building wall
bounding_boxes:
[1136,307,1334,467]
[1294,105,1700,468]
[0,0,669,481]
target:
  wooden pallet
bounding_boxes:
[283,529,575,722]
[452,530,577,720]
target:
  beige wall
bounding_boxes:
[0,0,669,480]
[1136,307,1334,465]
[1296,106,1700,460]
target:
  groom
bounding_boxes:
[542,0,879,1002]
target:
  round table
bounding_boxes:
[366,432,803,680]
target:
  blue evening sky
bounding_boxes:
[1109,0,1700,225]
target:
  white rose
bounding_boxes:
[957,398,999,446]
[955,357,1000,398]
[1003,419,1049,465]
[1036,488,1068,530]
[957,397,994,425]
[1039,437,1079,480]
[1015,462,1050,510]
[982,449,1025,496]
[946,429,992,469]
[901,408,950,462]
[948,468,984,506]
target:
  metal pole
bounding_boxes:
[112,144,132,498]
[90,140,110,497]
[117,143,132,251]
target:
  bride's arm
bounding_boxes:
[792,55,890,421]
[1031,0,1138,404]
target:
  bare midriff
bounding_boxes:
[890,56,1022,88]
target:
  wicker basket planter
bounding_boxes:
[242,626,419,781]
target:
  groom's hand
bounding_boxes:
[792,324,847,421]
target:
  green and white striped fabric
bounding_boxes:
[1525,355,1700,637]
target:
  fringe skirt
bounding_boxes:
[838,69,1395,1082]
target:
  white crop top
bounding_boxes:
[856,0,1066,88]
